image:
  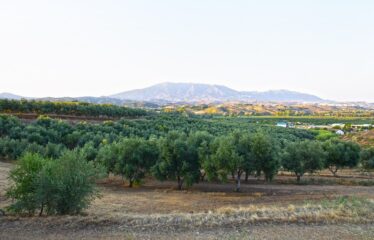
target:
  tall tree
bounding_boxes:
[323,139,361,176]
[251,132,280,182]
[187,131,213,181]
[115,138,159,187]
[282,140,325,182]
[360,147,374,170]
[152,131,200,190]
[208,132,254,192]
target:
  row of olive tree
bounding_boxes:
[94,131,369,191]
[282,139,361,182]
[0,99,147,118]
[6,131,372,216]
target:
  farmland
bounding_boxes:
[1,100,374,239]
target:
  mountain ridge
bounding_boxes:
[0,92,25,100]
[1,82,325,103]
[110,82,324,103]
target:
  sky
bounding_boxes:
[1,1,374,102]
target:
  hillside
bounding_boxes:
[0,92,24,100]
[343,130,374,147]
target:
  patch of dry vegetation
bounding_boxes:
[0,161,12,209]
[2,196,373,232]
[343,129,374,147]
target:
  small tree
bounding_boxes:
[7,150,104,216]
[42,150,105,215]
[282,140,325,182]
[209,135,244,192]
[360,147,374,170]
[251,132,280,182]
[96,142,119,174]
[152,131,200,190]
[187,131,213,181]
[323,139,361,176]
[206,131,255,192]
[80,141,98,161]
[115,138,159,187]
[6,153,48,215]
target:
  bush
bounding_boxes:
[7,151,105,216]
[6,153,47,214]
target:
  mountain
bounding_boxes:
[0,92,24,100]
[0,83,325,104]
[243,90,323,102]
[110,82,323,103]
[110,82,239,102]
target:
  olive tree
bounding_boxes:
[6,153,47,215]
[187,131,213,181]
[251,132,280,182]
[7,151,104,216]
[323,139,361,176]
[282,140,325,182]
[209,135,244,191]
[152,131,200,190]
[115,138,159,187]
[360,147,374,170]
[207,132,254,192]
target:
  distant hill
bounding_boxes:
[0,92,24,100]
[0,94,160,108]
[110,82,323,103]
[1,82,325,104]
[38,96,160,108]
[242,90,323,102]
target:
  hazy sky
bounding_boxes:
[1,1,374,101]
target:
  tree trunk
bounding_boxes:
[235,172,242,192]
[245,172,249,182]
[177,176,183,190]
[129,179,133,188]
[296,174,301,183]
[200,172,206,182]
[329,166,339,177]
[256,170,261,181]
[39,203,44,216]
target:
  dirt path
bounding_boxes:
[1,223,373,240]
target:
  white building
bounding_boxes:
[335,130,345,135]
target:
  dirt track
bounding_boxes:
[1,222,374,240]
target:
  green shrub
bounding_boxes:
[6,153,47,214]
[7,151,105,216]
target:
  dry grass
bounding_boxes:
[2,197,373,232]
[1,161,374,239]
[0,161,12,209]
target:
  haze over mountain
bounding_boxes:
[110,82,324,103]
[0,92,24,100]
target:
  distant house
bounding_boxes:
[276,121,294,128]
[352,124,372,129]
[335,130,345,135]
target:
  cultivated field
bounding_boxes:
[1,161,374,239]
